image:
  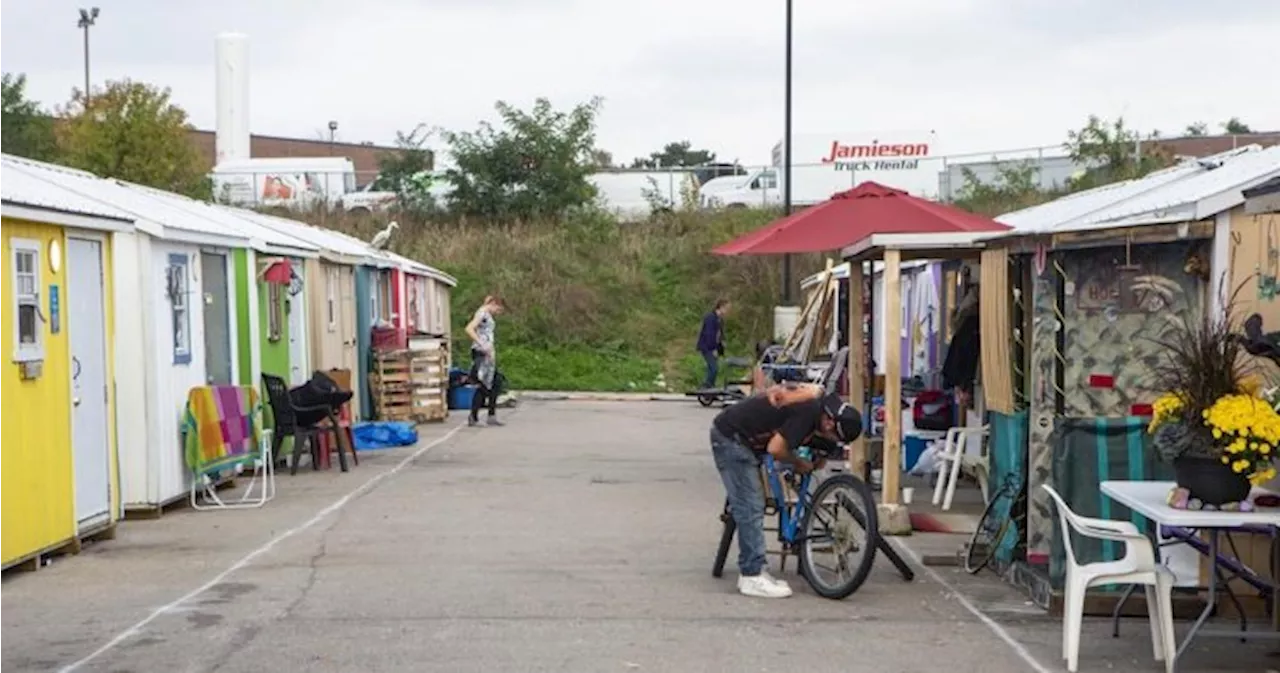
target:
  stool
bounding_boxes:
[316,403,357,470]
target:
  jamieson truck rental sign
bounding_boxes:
[771,131,941,199]
[820,138,932,171]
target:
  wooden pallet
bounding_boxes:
[372,346,450,423]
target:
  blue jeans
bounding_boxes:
[701,350,719,389]
[710,425,766,576]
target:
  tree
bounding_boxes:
[631,140,715,169]
[1222,117,1254,134]
[952,161,1057,217]
[1,73,58,161]
[1184,122,1209,136]
[589,148,614,169]
[57,79,211,199]
[375,124,440,213]
[442,97,603,219]
[1064,115,1174,191]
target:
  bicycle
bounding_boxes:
[964,471,1028,574]
[711,451,915,599]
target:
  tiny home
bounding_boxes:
[389,251,457,339]
[127,189,321,387]
[1,155,136,568]
[7,158,260,514]
[230,208,381,418]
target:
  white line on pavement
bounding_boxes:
[887,537,1055,673]
[58,426,464,673]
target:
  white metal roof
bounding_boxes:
[993,145,1276,236]
[218,206,383,266]
[1,155,136,231]
[1086,144,1280,228]
[4,156,250,248]
[116,183,319,258]
[383,250,457,287]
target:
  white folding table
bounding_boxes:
[1100,480,1280,667]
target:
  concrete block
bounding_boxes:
[878,503,913,536]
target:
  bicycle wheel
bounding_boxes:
[798,473,879,600]
[697,394,716,407]
[712,501,736,578]
[964,486,1012,574]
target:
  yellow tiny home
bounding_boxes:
[2,155,136,570]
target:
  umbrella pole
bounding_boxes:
[780,0,794,303]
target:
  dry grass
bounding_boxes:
[269,206,829,391]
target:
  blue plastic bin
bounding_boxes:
[449,384,478,410]
[903,435,929,472]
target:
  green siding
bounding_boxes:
[259,279,290,379]
[234,249,253,386]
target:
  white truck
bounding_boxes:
[698,131,941,209]
[212,157,357,210]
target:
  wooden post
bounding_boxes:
[882,249,903,505]
[846,261,866,474]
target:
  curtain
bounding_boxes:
[980,248,1015,414]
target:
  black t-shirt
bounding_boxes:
[713,393,823,455]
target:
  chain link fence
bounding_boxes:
[208,143,1081,214]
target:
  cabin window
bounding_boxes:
[11,239,43,362]
[326,267,339,332]
[377,273,393,322]
[268,282,283,341]
[167,254,192,364]
[370,279,380,324]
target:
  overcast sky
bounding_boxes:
[3,0,1279,167]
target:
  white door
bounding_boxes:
[287,261,308,385]
[67,237,112,530]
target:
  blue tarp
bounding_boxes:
[352,421,419,450]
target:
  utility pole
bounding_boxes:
[781,0,794,304]
[77,7,99,107]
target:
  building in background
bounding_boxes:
[185,130,425,188]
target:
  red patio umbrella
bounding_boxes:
[711,182,1010,256]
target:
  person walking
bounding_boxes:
[697,299,730,390]
[465,295,505,427]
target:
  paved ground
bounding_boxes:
[3,400,1278,672]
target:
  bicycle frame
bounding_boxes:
[761,454,814,546]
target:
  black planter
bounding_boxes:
[1173,456,1252,505]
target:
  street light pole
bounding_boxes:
[781,0,794,304]
[77,7,99,107]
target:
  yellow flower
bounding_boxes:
[1232,459,1250,473]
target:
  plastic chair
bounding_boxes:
[931,425,989,510]
[1042,484,1176,673]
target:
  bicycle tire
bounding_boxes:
[798,473,879,600]
[712,504,736,578]
[697,394,716,407]
[964,486,1013,574]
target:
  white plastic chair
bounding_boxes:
[1042,484,1176,673]
[931,425,989,510]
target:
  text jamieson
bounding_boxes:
[821,140,930,171]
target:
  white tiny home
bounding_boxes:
[11,161,256,514]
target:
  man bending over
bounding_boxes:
[710,382,862,598]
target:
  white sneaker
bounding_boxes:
[737,573,793,598]
[759,568,790,589]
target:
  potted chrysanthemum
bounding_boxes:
[1147,304,1279,506]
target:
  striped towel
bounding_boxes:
[182,385,262,476]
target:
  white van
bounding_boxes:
[211,157,357,209]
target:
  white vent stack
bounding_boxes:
[214,32,251,164]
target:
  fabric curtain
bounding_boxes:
[980,248,1015,414]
